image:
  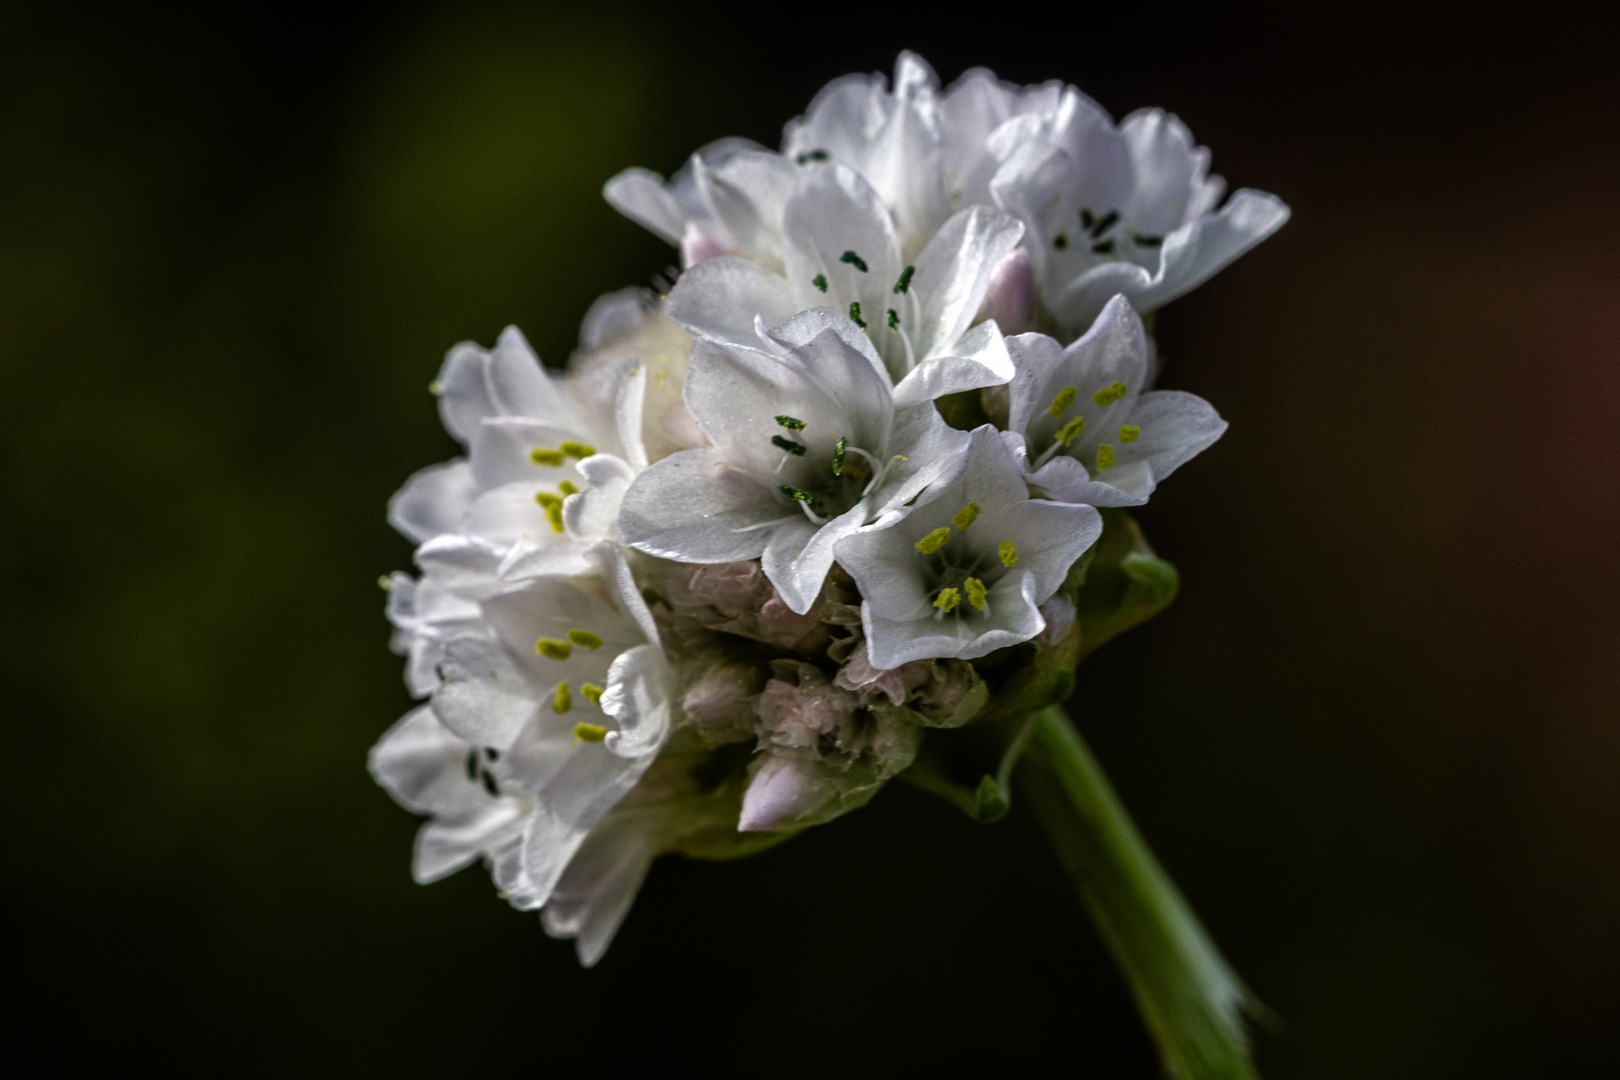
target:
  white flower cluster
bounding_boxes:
[370,53,1286,965]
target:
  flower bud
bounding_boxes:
[975,247,1034,335]
[738,752,831,832]
[1037,594,1077,648]
[757,660,858,749]
[680,221,730,269]
[681,662,764,731]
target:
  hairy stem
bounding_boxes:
[1016,705,1260,1080]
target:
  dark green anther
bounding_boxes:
[812,273,828,292]
[771,435,807,456]
[484,747,498,761]
[849,301,866,328]
[795,149,829,164]
[839,250,868,273]
[775,483,813,503]
[1091,239,1116,255]
[1053,233,1069,250]
[893,265,915,294]
[1088,209,1119,238]
[1080,208,1097,230]
[887,308,900,330]
[1132,233,1163,248]
[832,436,847,476]
[481,770,499,797]
[465,751,478,781]
[775,415,806,431]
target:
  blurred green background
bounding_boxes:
[4,2,1617,1075]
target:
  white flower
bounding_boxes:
[663,162,1022,404]
[427,544,673,916]
[607,52,1288,342]
[386,324,652,571]
[1003,295,1227,507]
[835,425,1101,669]
[618,316,968,614]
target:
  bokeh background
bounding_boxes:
[5,2,1617,1075]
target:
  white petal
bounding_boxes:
[414,802,530,885]
[1117,389,1228,483]
[600,643,673,759]
[908,205,1024,361]
[665,255,798,349]
[603,167,688,244]
[430,636,540,750]
[387,460,478,543]
[561,453,635,543]
[434,342,496,446]
[368,706,487,817]
[619,447,783,565]
[891,319,1014,408]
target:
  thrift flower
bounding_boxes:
[618,318,967,614]
[835,425,1101,669]
[1004,295,1227,507]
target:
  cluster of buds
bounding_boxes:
[370,52,1287,966]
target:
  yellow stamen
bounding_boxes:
[1119,425,1140,443]
[580,683,603,705]
[535,638,572,660]
[567,629,603,650]
[553,682,572,713]
[933,588,961,613]
[1056,416,1086,447]
[530,448,565,467]
[998,540,1018,568]
[952,502,981,529]
[915,527,952,554]
[1092,381,1127,407]
[559,440,596,459]
[1047,386,1077,418]
[545,504,564,533]
[963,577,987,611]
[534,492,562,510]
[572,721,607,743]
[1096,444,1115,471]
[558,480,580,496]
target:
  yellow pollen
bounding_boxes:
[559,440,596,459]
[1096,443,1116,471]
[572,721,607,743]
[1119,425,1140,443]
[535,637,572,660]
[1092,381,1127,406]
[557,480,580,496]
[581,683,603,705]
[963,577,987,611]
[1047,386,1077,418]
[999,540,1018,567]
[952,502,982,529]
[553,682,573,713]
[567,629,603,649]
[534,492,562,510]
[545,504,564,533]
[915,527,952,554]
[530,447,565,467]
[933,588,961,613]
[1056,416,1087,447]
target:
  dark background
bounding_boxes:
[4,2,1617,1075]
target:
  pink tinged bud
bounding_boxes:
[1037,594,1076,648]
[975,247,1035,335]
[681,664,761,727]
[757,668,853,749]
[738,754,827,832]
[680,221,730,269]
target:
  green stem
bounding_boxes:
[1016,705,1260,1080]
